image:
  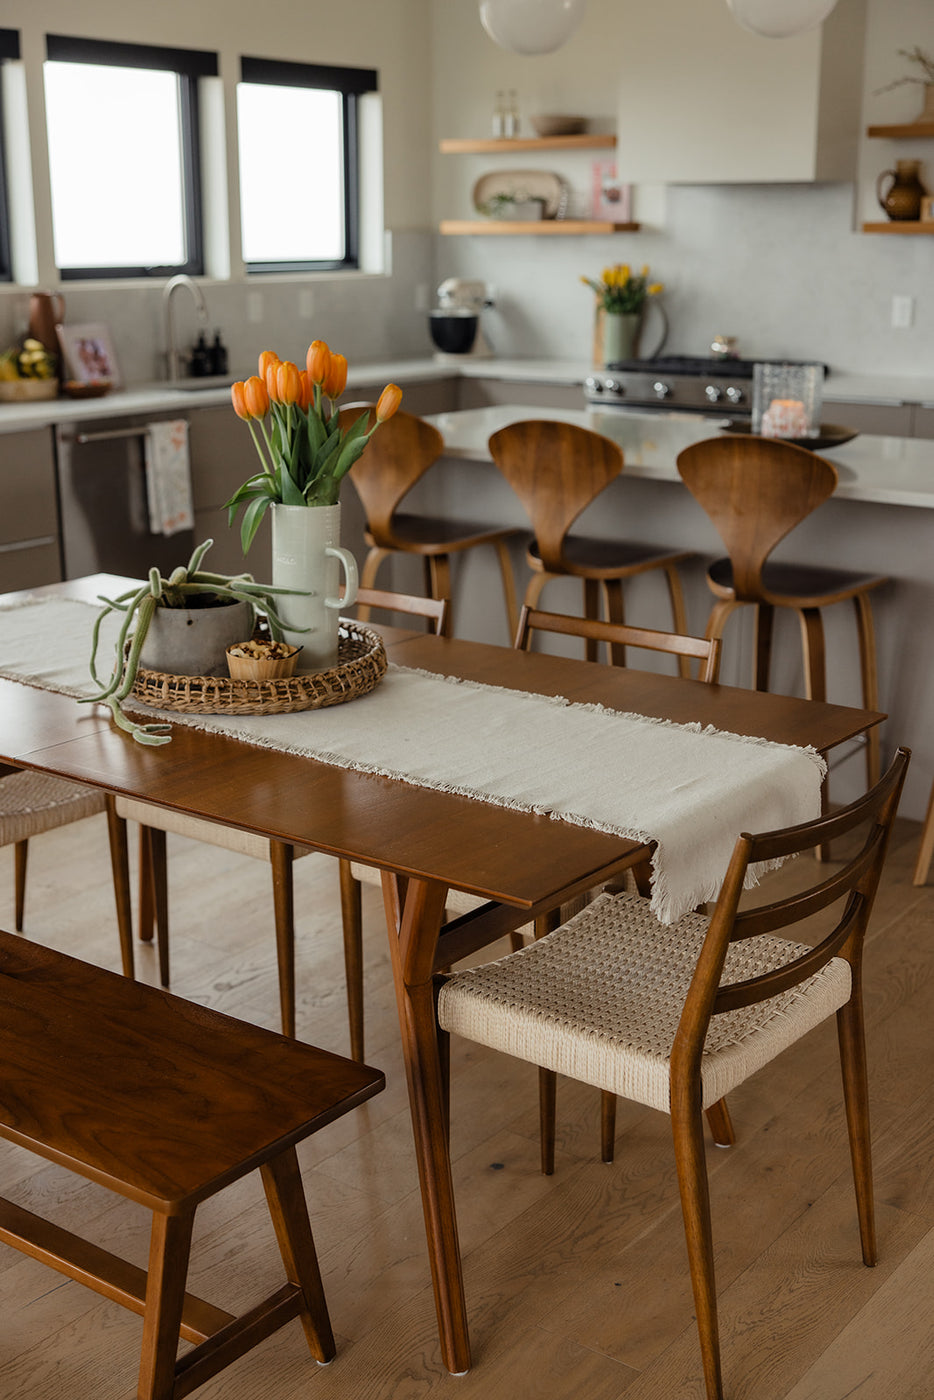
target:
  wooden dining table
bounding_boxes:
[0,574,885,1375]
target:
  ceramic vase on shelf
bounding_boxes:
[601,310,641,365]
[876,160,927,221]
[270,503,358,670]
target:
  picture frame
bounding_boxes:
[921,195,934,223]
[591,159,632,224]
[56,322,122,387]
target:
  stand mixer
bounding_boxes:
[428,278,493,358]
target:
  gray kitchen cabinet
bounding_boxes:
[456,377,583,411]
[0,427,61,590]
[822,400,915,437]
[908,406,934,439]
[351,377,460,416]
[615,0,866,185]
[186,405,269,577]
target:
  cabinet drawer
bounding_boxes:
[0,428,59,546]
[822,400,913,437]
[0,539,61,591]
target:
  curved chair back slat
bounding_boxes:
[339,405,446,548]
[488,420,623,572]
[677,435,838,601]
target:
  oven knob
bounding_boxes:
[585,376,603,393]
[603,378,624,395]
[704,384,724,403]
[725,386,745,404]
[652,381,672,399]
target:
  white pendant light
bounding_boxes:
[479,0,587,55]
[725,0,838,38]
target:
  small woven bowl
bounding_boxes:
[226,641,301,681]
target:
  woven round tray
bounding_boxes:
[132,620,387,715]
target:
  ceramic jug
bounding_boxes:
[28,292,66,357]
[876,160,926,222]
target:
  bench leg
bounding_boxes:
[261,1148,336,1364]
[138,1210,195,1400]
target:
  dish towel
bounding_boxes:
[144,419,193,536]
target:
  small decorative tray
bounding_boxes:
[132,620,387,716]
[721,421,858,451]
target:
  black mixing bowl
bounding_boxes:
[429,310,479,354]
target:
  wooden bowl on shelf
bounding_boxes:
[530,115,587,137]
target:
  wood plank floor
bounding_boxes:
[1,807,932,1399]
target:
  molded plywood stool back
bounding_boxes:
[0,930,384,1400]
[0,767,109,935]
[677,434,887,786]
[438,749,909,1400]
[489,420,693,673]
[340,405,521,639]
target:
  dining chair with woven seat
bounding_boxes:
[488,419,694,673]
[115,588,446,1055]
[339,405,521,639]
[0,927,384,1400]
[437,747,909,1400]
[1,765,108,933]
[677,434,887,787]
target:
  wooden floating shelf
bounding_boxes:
[861,221,934,234]
[440,134,617,155]
[867,122,934,139]
[439,219,640,236]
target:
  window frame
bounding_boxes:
[238,56,378,275]
[44,34,217,281]
[0,30,19,284]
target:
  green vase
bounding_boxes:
[602,310,641,365]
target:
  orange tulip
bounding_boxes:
[298,369,314,411]
[275,360,302,406]
[258,350,279,380]
[306,339,331,385]
[322,353,347,399]
[243,375,269,419]
[375,383,403,423]
[231,381,249,420]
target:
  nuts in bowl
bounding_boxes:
[226,639,301,681]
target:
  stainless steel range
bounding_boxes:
[584,356,826,420]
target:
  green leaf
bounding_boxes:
[240,494,272,553]
[279,462,306,506]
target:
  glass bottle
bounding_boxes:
[492,91,505,138]
[504,90,519,138]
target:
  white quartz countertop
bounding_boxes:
[425,404,934,511]
[2,355,933,436]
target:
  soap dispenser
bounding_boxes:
[210,330,228,377]
[189,332,211,377]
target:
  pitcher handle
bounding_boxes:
[876,169,895,214]
[53,293,66,326]
[640,301,669,360]
[326,546,358,612]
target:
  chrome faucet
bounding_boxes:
[162,274,209,381]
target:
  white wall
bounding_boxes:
[431,0,934,377]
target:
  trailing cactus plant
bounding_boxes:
[81,538,304,746]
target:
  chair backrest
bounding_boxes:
[488,420,623,572]
[514,606,721,682]
[676,435,838,602]
[672,747,910,1086]
[349,585,447,635]
[339,405,445,548]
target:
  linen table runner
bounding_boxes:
[0,597,826,923]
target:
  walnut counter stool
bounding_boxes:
[340,405,521,639]
[488,420,693,673]
[677,434,886,788]
[0,929,384,1400]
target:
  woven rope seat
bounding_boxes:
[0,770,106,844]
[438,891,851,1113]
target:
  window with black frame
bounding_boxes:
[0,30,19,284]
[237,56,378,273]
[43,35,217,280]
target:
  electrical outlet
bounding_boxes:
[892,295,914,328]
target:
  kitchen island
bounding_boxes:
[384,404,931,821]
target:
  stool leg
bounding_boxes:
[14,839,27,931]
[269,841,296,1039]
[338,857,366,1060]
[663,565,691,678]
[261,1148,336,1364]
[602,579,626,666]
[753,603,775,692]
[522,569,553,612]
[853,592,881,787]
[601,1092,617,1163]
[492,539,519,640]
[798,607,827,702]
[583,579,600,661]
[540,1068,557,1176]
[358,547,392,609]
[913,779,934,887]
[138,1210,195,1400]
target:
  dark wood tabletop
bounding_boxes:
[0,574,885,1374]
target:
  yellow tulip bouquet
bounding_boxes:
[226,341,402,552]
[580,263,663,315]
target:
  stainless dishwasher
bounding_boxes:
[55,415,195,579]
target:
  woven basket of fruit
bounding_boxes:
[0,339,59,401]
